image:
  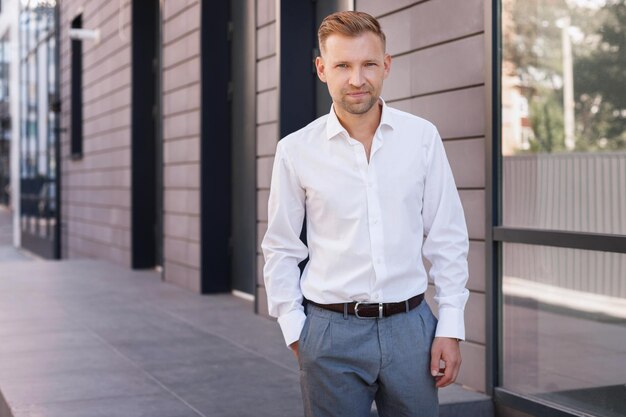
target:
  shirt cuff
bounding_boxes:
[434,307,465,340]
[277,308,307,348]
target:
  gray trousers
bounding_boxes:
[298,300,439,417]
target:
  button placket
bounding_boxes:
[366,160,387,287]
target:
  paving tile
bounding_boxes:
[11,393,197,417]
[0,330,102,355]
[0,346,129,381]
[1,368,163,406]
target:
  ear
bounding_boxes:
[383,53,392,80]
[315,56,327,83]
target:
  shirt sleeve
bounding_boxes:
[261,141,310,347]
[421,128,470,340]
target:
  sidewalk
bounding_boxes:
[0,255,492,416]
[0,207,32,262]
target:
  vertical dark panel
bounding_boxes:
[70,15,82,158]
[54,3,61,258]
[131,0,158,268]
[279,1,316,137]
[200,0,231,293]
[231,0,256,295]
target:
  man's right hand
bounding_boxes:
[289,340,299,361]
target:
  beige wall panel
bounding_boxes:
[162,2,200,44]
[256,123,279,156]
[409,35,484,95]
[163,84,201,115]
[83,47,131,86]
[459,189,485,240]
[66,205,131,229]
[83,66,131,104]
[163,111,200,139]
[409,86,485,139]
[163,56,200,92]
[163,137,201,165]
[257,0,276,27]
[468,241,486,293]
[164,238,201,269]
[163,164,200,189]
[257,23,276,59]
[164,0,197,21]
[458,341,486,392]
[164,261,201,292]
[64,188,131,208]
[164,213,200,242]
[256,286,271,317]
[83,108,131,137]
[163,30,200,69]
[444,138,486,189]
[257,221,268,254]
[66,148,130,171]
[374,0,484,56]
[357,0,419,18]
[257,189,270,222]
[465,292,486,344]
[163,189,201,215]
[64,168,131,188]
[382,53,411,102]
[257,89,278,124]
[257,55,278,91]
[256,156,274,189]
[257,254,265,286]
[83,87,131,121]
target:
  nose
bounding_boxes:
[349,67,365,87]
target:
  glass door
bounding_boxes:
[19,1,59,258]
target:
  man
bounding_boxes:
[261,11,469,417]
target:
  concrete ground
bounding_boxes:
[0,207,32,262]
[0,207,492,417]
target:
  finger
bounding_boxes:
[430,346,441,377]
[438,359,460,388]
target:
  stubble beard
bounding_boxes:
[338,92,378,116]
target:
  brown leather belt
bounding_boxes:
[308,294,424,319]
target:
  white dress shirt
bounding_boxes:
[261,99,469,347]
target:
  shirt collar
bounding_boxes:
[325,97,395,140]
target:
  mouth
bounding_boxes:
[346,91,369,99]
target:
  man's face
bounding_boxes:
[316,32,391,117]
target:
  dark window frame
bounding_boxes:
[70,14,82,159]
[489,1,626,416]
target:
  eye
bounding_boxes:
[365,62,377,67]
[336,64,348,69]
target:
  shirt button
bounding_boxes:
[370,218,378,224]
[376,257,383,264]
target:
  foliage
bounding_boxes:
[503,0,626,153]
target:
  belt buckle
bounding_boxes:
[354,302,383,319]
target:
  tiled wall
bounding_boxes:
[59,0,202,292]
[357,0,488,392]
[60,0,133,265]
[161,0,202,292]
[255,0,278,315]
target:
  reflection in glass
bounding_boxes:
[503,243,626,416]
[0,34,10,205]
[19,1,59,255]
[502,0,626,235]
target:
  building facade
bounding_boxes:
[1,0,624,416]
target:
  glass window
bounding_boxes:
[19,0,59,253]
[502,0,626,235]
[502,243,626,416]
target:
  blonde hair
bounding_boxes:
[318,11,386,54]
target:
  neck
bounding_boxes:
[334,101,382,142]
